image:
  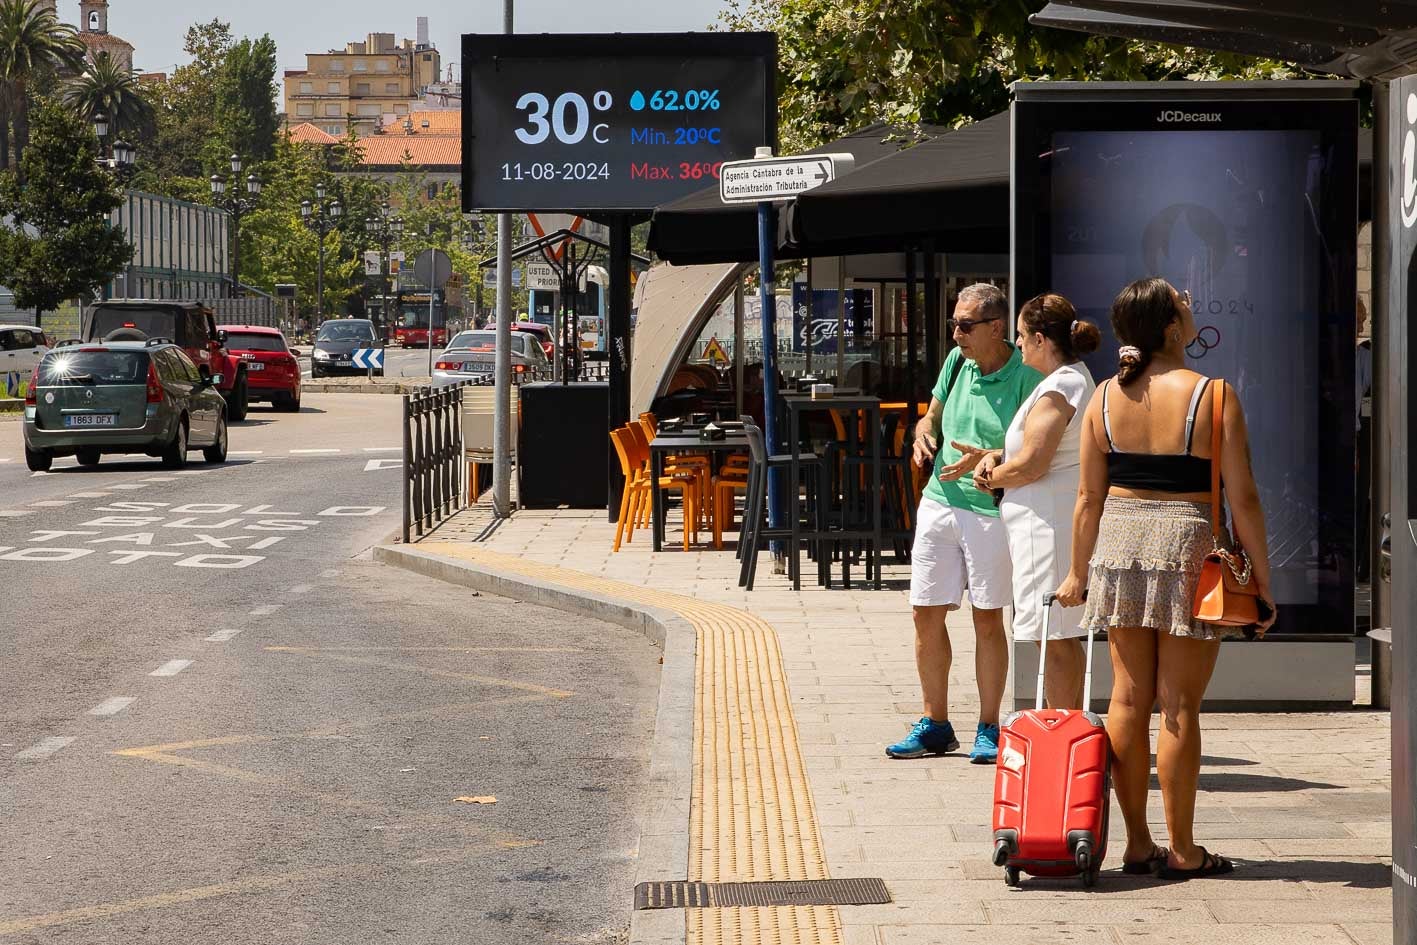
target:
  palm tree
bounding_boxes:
[0,0,85,171]
[63,51,153,143]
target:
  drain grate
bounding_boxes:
[635,878,890,910]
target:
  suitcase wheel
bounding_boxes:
[1003,866,1020,887]
[1081,862,1101,888]
[991,839,1011,867]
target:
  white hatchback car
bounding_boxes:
[0,324,49,389]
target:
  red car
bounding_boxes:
[217,324,302,412]
[510,322,555,359]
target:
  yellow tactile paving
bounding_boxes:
[418,544,842,945]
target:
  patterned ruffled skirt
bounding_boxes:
[1080,496,1243,640]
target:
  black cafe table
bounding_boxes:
[648,431,750,552]
[781,392,883,590]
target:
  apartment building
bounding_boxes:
[283,19,441,137]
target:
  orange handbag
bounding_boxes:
[1192,381,1261,628]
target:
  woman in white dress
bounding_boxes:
[970,293,1100,708]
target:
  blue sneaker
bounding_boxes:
[885,717,959,759]
[969,722,1000,764]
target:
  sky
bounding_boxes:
[79,0,732,78]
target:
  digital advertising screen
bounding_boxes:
[462,33,776,212]
[1014,90,1357,635]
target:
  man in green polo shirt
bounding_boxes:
[886,283,1042,763]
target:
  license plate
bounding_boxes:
[64,413,116,427]
[463,361,493,372]
[335,358,351,364]
[247,362,265,371]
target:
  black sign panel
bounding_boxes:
[462,33,776,212]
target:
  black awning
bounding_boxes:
[645,122,946,265]
[1032,1,1417,78]
[785,112,1011,254]
[1030,4,1346,67]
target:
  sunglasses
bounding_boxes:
[948,317,1000,333]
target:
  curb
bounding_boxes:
[372,543,693,945]
[301,380,427,395]
[0,398,22,413]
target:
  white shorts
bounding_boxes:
[909,497,1012,609]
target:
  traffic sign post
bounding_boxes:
[353,347,384,380]
[719,148,857,550]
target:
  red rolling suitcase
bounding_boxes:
[990,592,1110,887]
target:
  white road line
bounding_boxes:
[290,449,340,454]
[250,604,282,616]
[0,458,11,463]
[15,736,75,760]
[29,500,73,508]
[150,659,193,677]
[143,477,177,482]
[230,450,264,456]
[289,584,313,594]
[205,628,245,642]
[0,510,34,518]
[320,569,339,578]
[362,447,402,452]
[89,697,135,716]
[67,492,112,498]
[246,537,285,550]
[107,483,149,490]
[175,470,208,476]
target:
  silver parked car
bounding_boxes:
[430,330,550,387]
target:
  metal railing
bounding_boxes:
[402,384,465,542]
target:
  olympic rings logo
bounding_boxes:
[1186,325,1221,359]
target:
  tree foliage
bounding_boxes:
[130,20,279,199]
[63,51,154,142]
[717,0,1300,150]
[0,0,85,172]
[215,36,279,163]
[0,99,131,319]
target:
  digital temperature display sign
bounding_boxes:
[462,33,776,212]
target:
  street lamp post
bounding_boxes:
[364,202,403,340]
[300,182,342,325]
[92,113,136,301]
[209,153,261,298]
[92,112,136,183]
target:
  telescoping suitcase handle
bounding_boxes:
[1038,592,1098,712]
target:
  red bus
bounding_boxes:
[392,292,448,348]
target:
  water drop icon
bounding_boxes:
[629,90,646,112]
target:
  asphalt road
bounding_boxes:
[0,395,660,945]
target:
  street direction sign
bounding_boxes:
[352,348,384,370]
[719,152,855,203]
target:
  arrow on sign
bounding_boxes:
[352,348,385,370]
[813,161,831,183]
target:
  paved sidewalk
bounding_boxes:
[384,505,1393,945]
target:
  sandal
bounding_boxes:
[1158,846,1234,881]
[1121,844,1169,875]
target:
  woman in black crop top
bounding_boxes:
[1054,276,1276,881]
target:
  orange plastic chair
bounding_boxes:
[610,427,698,551]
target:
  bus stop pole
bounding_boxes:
[491,0,514,519]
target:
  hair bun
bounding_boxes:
[1071,318,1102,356]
